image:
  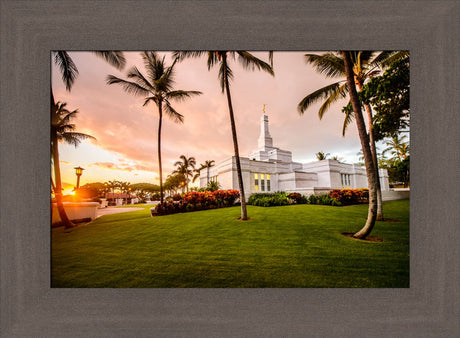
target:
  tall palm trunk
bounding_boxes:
[364,104,384,220]
[158,102,164,203]
[357,81,384,221]
[51,133,74,228]
[222,54,247,220]
[343,52,377,239]
[207,167,210,185]
[51,91,74,228]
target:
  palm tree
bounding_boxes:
[119,181,131,205]
[193,164,206,184]
[107,52,201,203]
[104,180,119,204]
[315,151,330,160]
[383,135,409,163]
[51,51,125,225]
[51,101,95,228]
[172,155,196,192]
[174,51,274,220]
[193,160,215,185]
[298,51,406,221]
[342,51,378,239]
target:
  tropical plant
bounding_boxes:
[193,160,215,184]
[206,180,221,192]
[297,51,406,221]
[104,180,120,204]
[343,56,410,141]
[53,51,126,91]
[130,182,160,202]
[172,155,196,192]
[341,51,379,239]
[331,155,344,162]
[107,52,202,203]
[383,135,410,163]
[174,51,274,220]
[164,173,187,196]
[315,151,330,160]
[51,51,125,226]
[118,181,132,204]
[329,189,369,205]
[152,189,240,216]
[248,191,290,207]
[51,101,95,228]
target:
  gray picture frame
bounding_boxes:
[1,0,459,336]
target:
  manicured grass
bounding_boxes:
[52,200,409,288]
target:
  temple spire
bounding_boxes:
[258,110,273,149]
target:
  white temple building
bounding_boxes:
[199,114,390,197]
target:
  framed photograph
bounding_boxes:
[1,0,458,336]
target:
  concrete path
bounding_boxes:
[96,206,145,218]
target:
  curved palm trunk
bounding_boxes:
[158,103,164,203]
[222,55,247,220]
[343,52,377,239]
[357,81,384,221]
[207,166,210,185]
[364,104,384,220]
[51,133,74,229]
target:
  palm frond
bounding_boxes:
[156,61,176,93]
[60,132,96,147]
[92,51,126,70]
[318,82,348,119]
[106,75,150,97]
[172,51,206,61]
[141,51,164,81]
[166,90,202,102]
[54,51,79,91]
[268,51,274,68]
[379,51,410,67]
[298,81,345,114]
[218,61,233,93]
[304,53,344,78]
[236,51,274,76]
[163,101,184,123]
[59,110,79,125]
[142,96,157,107]
[342,106,354,136]
[126,66,154,91]
[207,52,222,70]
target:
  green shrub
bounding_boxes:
[306,193,341,206]
[298,195,308,204]
[248,191,289,207]
[308,194,317,204]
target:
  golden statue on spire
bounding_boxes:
[263,103,266,113]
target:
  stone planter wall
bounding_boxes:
[52,202,99,226]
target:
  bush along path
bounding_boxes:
[152,190,240,216]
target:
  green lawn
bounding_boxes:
[51,200,409,288]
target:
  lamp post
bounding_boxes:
[74,166,84,190]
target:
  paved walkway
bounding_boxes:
[96,206,145,218]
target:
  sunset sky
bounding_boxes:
[52,51,380,193]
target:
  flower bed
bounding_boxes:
[328,189,369,205]
[152,190,240,216]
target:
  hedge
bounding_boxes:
[152,190,240,216]
[328,189,369,205]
